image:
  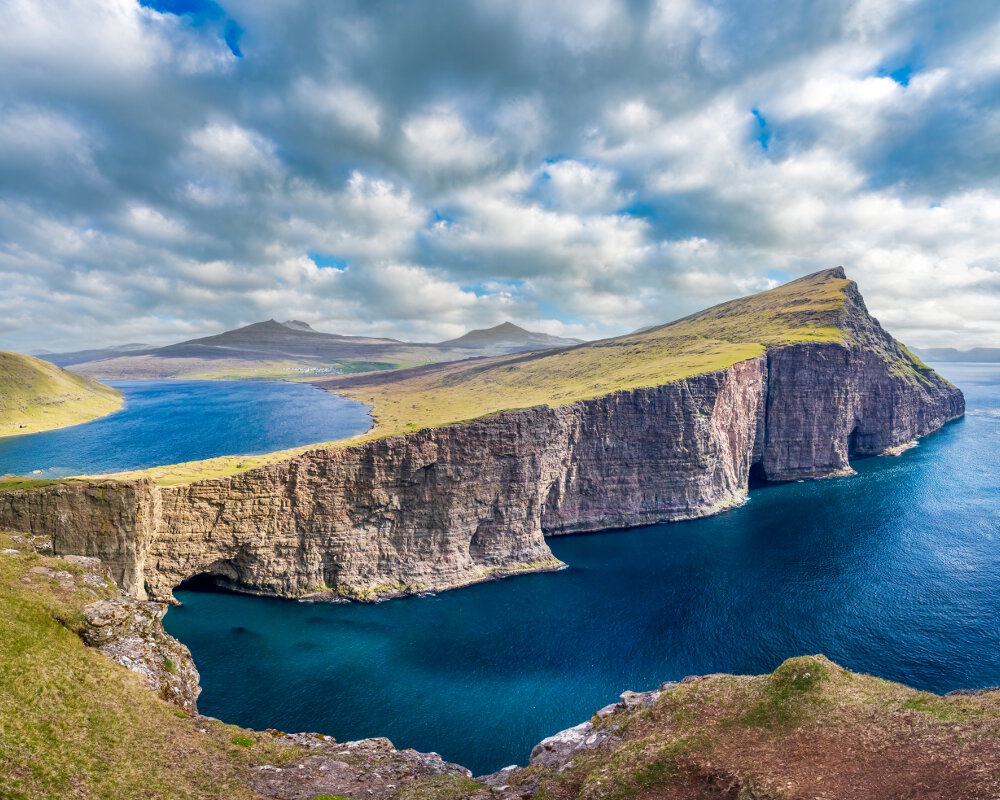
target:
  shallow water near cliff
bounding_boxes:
[165,363,999,776]
[0,380,371,477]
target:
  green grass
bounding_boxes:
[0,352,122,437]
[0,478,62,492]
[0,531,306,800]
[80,268,937,487]
[738,655,833,728]
[313,268,851,440]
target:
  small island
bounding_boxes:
[0,352,122,438]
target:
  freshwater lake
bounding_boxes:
[0,380,371,477]
[160,364,1000,775]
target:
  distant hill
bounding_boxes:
[39,319,585,380]
[915,347,1000,363]
[0,352,122,436]
[43,343,153,368]
[439,321,582,350]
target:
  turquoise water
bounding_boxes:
[156,364,994,775]
[0,380,371,478]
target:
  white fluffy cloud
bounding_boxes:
[1,0,999,351]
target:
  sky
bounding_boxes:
[1,0,999,352]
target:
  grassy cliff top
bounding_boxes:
[95,268,863,485]
[0,351,123,437]
[321,267,851,438]
[94,266,938,487]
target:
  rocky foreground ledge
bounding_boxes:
[3,532,998,800]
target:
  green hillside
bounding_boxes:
[0,352,123,437]
[101,267,930,486]
[0,532,307,799]
[322,267,854,437]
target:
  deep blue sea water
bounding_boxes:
[0,380,371,477]
[158,364,993,774]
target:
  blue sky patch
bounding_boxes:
[879,64,914,86]
[139,0,242,57]
[618,201,657,220]
[751,109,771,151]
[309,253,348,270]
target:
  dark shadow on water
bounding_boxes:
[174,572,240,594]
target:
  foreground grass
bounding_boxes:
[0,352,122,437]
[0,531,302,800]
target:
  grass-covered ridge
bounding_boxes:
[321,268,852,438]
[0,351,123,437]
[84,267,932,486]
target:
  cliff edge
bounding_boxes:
[0,269,963,601]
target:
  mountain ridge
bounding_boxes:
[39,318,585,379]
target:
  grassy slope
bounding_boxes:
[104,269,852,485]
[323,269,850,437]
[0,352,123,437]
[0,532,305,800]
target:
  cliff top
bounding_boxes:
[0,351,122,437]
[314,267,866,438]
[2,529,998,799]
[84,267,932,485]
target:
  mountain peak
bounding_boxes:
[440,321,583,352]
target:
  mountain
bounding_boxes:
[439,321,583,351]
[40,319,586,380]
[0,351,122,437]
[916,346,1000,363]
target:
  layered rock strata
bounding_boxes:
[0,276,964,602]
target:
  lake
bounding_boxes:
[114,366,1000,775]
[0,380,372,478]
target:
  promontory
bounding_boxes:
[0,268,964,603]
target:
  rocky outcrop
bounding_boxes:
[249,733,474,800]
[0,274,964,602]
[82,597,201,713]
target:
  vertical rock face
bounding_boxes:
[760,279,964,480]
[137,355,767,601]
[0,480,159,596]
[0,275,964,602]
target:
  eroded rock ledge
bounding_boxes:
[0,278,963,602]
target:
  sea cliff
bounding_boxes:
[0,270,964,601]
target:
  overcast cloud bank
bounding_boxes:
[1,0,999,351]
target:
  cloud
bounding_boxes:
[1,0,999,351]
